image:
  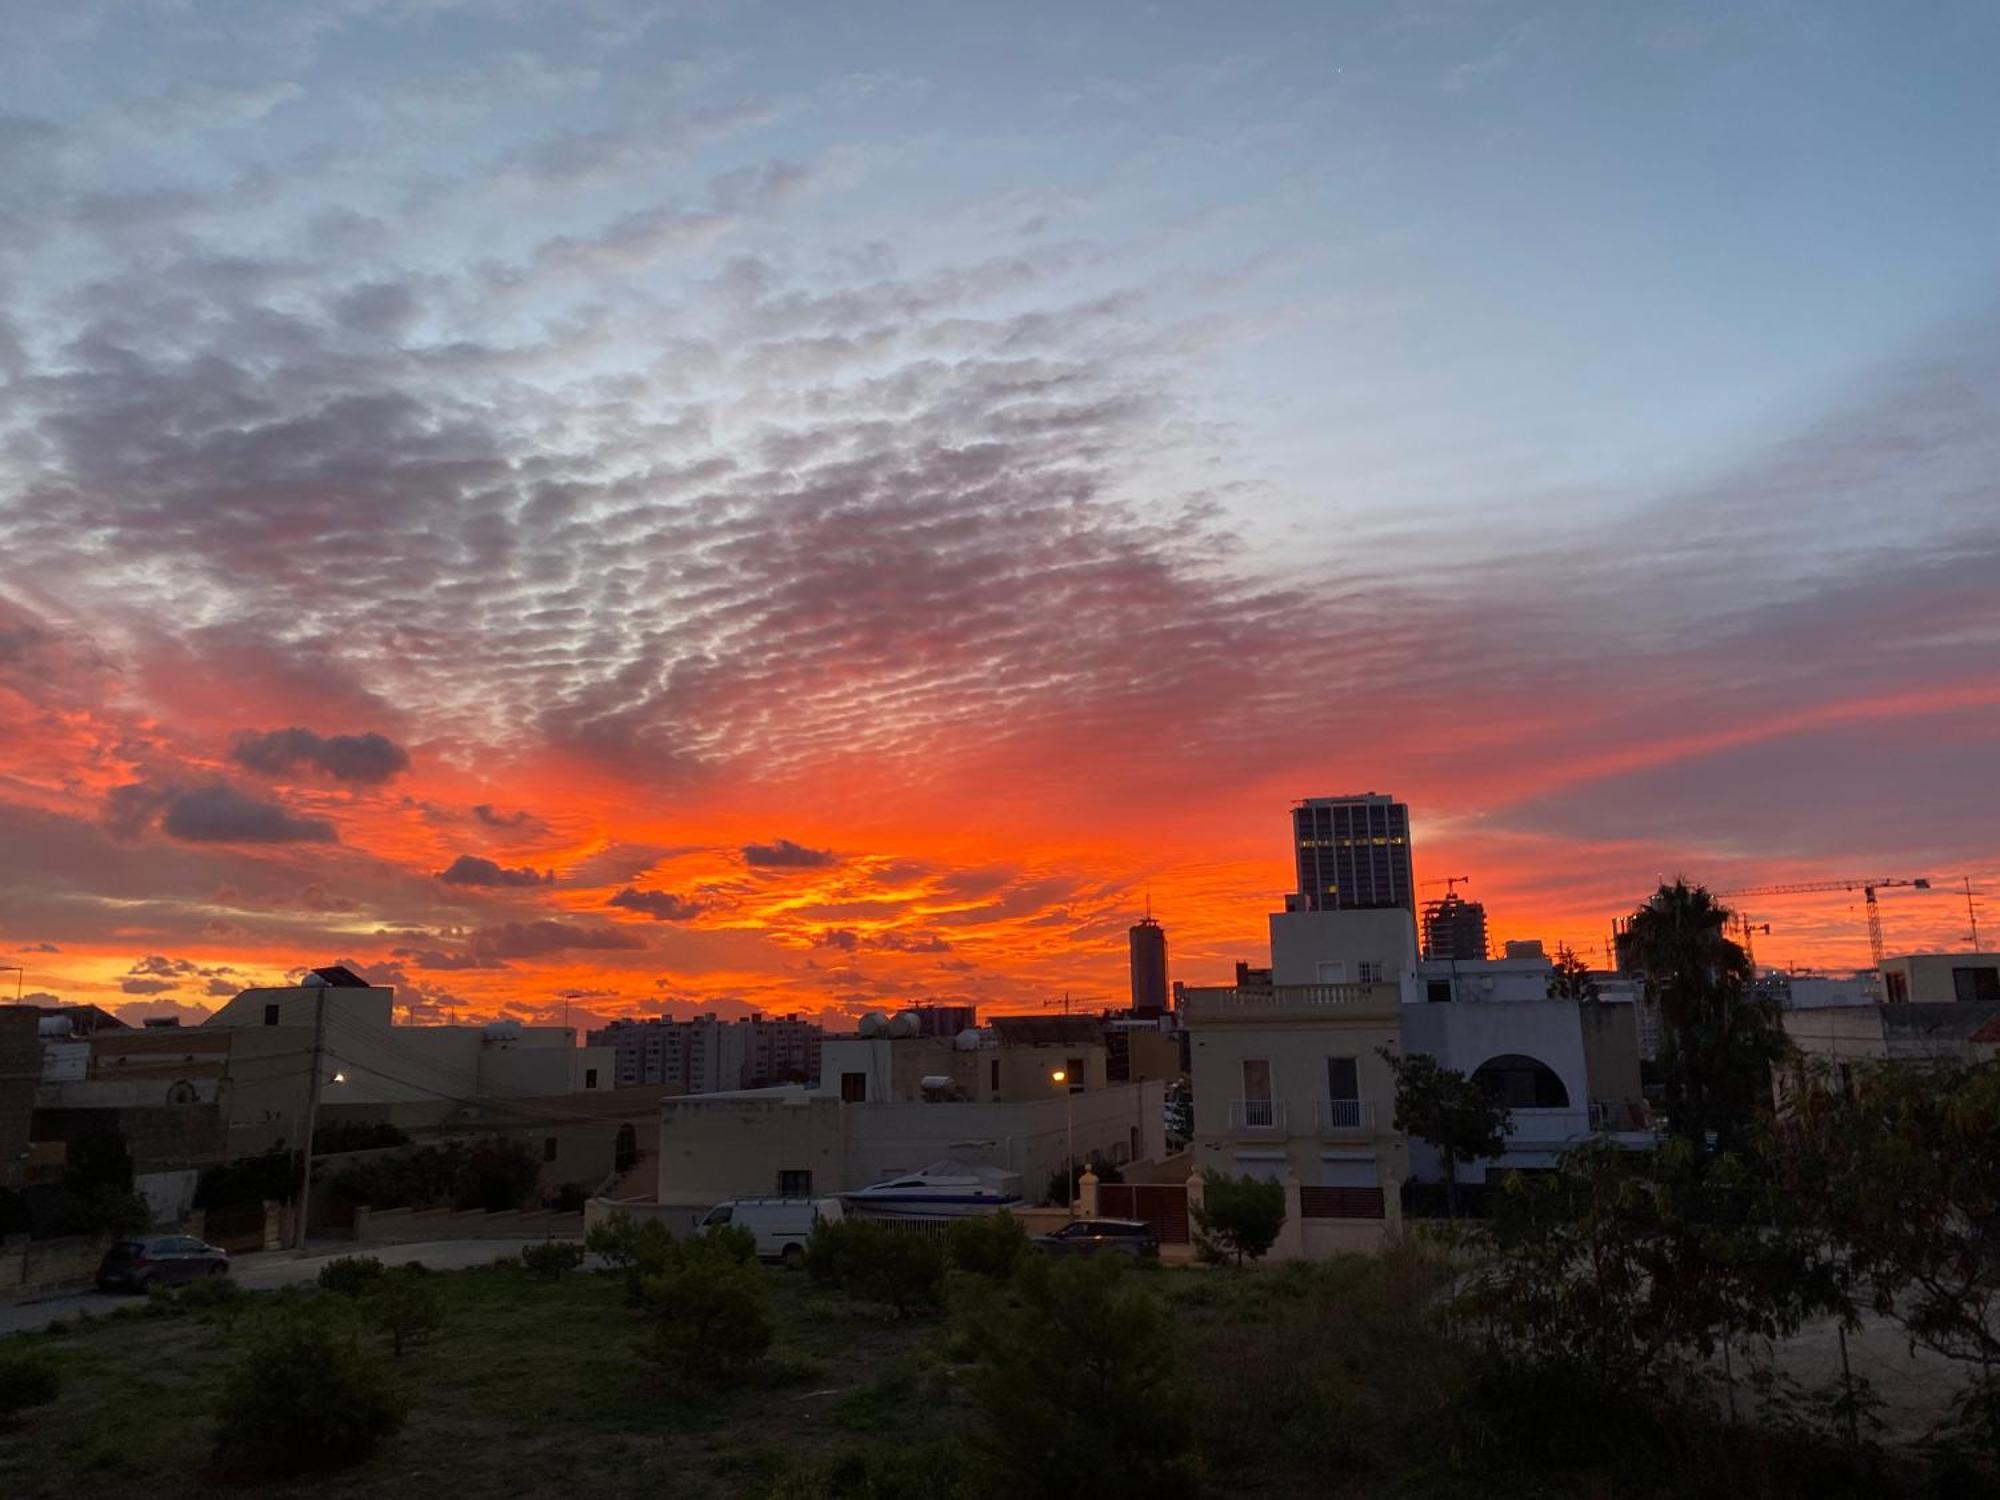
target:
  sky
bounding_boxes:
[2,0,1997,1031]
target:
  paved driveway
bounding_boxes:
[0,1239,548,1335]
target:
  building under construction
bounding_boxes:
[1421,893,1489,962]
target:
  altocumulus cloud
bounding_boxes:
[231,727,411,785]
[438,854,553,888]
[742,838,837,870]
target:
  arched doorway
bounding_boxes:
[614,1121,638,1173]
[1471,1054,1570,1109]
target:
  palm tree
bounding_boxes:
[1622,880,1785,1152]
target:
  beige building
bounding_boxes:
[1180,978,1407,1252]
[1879,951,2000,1005]
[651,1019,1170,1213]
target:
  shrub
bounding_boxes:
[1192,1171,1286,1266]
[1045,1153,1123,1207]
[212,1314,405,1475]
[586,1212,678,1300]
[552,1181,590,1213]
[317,1255,388,1297]
[805,1219,945,1317]
[946,1211,1029,1281]
[521,1240,587,1280]
[369,1266,444,1360]
[0,1341,61,1415]
[970,1255,1197,1499]
[641,1252,773,1380]
[692,1222,758,1266]
[175,1273,244,1312]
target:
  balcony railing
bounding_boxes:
[1314,1099,1376,1134]
[1182,982,1391,1012]
[1228,1099,1287,1132]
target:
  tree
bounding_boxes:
[1779,1056,2000,1458]
[1546,943,1600,1002]
[453,1135,540,1211]
[946,1211,1030,1281]
[641,1247,774,1380]
[369,1266,444,1360]
[1381,1047,1509,1219]
[1046,1152,1122,1207]
[1192,1170,1286,1265]
[1620,880,1786,1153]
[968,1254,1197,1499]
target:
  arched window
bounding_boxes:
[1472,1054,1570,1109]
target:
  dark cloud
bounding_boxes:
[472,803,536,829]
[809,926,950,954]
[810,927,859,952]
[607,887,707,921]
[117,954,243,997]
[105,782,337,845]
[438,854,553,888]
[743,838,838,870]
[472,920,646,960]
[231,727,411,785]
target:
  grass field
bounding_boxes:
[0,1246,1982,1499]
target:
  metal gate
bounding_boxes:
[1096,1183,1189,1244]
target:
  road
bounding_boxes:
[0,1239,546,1335]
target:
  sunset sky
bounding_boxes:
[2,1,1997,1031]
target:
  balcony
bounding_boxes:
[1227,1099,1288,1133]
[1314,1099,1376,1135]
[1179,982,1402,1024]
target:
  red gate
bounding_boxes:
[1096,1183,1189,1244]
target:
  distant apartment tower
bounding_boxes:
[589,1014,823,1092]
[1421,894,1489,962]
[1129,914,1169,1017]
[1291,794,1414,913]
[900,1004,979,1039]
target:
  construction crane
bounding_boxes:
[1423,876,1472,896]
[1715,879,1932,968]
[1734,915,1771,973]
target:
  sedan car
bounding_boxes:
[1031,1217,1160,1260]
[96,1235,231,1292]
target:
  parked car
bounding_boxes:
[95,1235,231,1292]
[1032,1218,1160,1260]
[698,1197,844,1265]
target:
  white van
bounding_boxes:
[698,1196,844,1264]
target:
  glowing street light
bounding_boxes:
[1052,1068,1076,1218]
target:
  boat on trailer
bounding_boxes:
[840,1159,1022,1219]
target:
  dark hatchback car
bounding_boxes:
[1032,1218,1160,1260]
[96,1235,231,1292]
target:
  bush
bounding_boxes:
[521,1240,586,1280]
[641,1252,774,1380]
[317,1255,388,1297]
[804,1219,945,1317]
[213,1313,405,1475]
[970,1254,1197,1499]
[369,1266,444,1360]
[553,1181,590,1214]
[330,1144,467,1210]
[0,1341,61,1415]
[1046,1153,1124,1207]
[946,1211,1030,1281]
[174,1273,244,1312]
[585,1212,678,1300]
[313,1119,409,1153]
[195,1147,299,1210]
[693,1222,758,1265]
[1192,1171,1286,1266]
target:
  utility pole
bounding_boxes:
[1966,877,1983,950]
[292,985,328,1255]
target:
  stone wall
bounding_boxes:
[349,1205,585,1245]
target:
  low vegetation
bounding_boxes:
[1191,1170,1285,1265]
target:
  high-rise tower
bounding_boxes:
[1291,793,1414,913]
[1128,910,1169,1016]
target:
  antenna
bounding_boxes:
[1967,876,1984,950]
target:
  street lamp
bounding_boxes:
[1051,1068,1075,1218]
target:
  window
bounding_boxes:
[264,1003,280,1026]
[1326,1057,1358,1102]
[1426,980,1453,1004]
[1066,1057,1086,1090]
[1357,961,1384,983]
[1471,1054,1570,1109]
[1241,1058,1272,1102]
[1315,960,1347,983]
[778,1169,812,1198]
[543,1137,558,1163]
[1884,971,1909,1004]
[1953,966,2000,1002]
[989,1060,1001,1093]
[584,1068,598,1089]
[840,1071,867,1103]
[1319,1157,1378,1188]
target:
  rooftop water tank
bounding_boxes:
[37,1016,74,1038]
[858,1012,888,1038]
[483,1019,523,1041]
[886,1012,919,1039]
[953,1028,984,1051]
